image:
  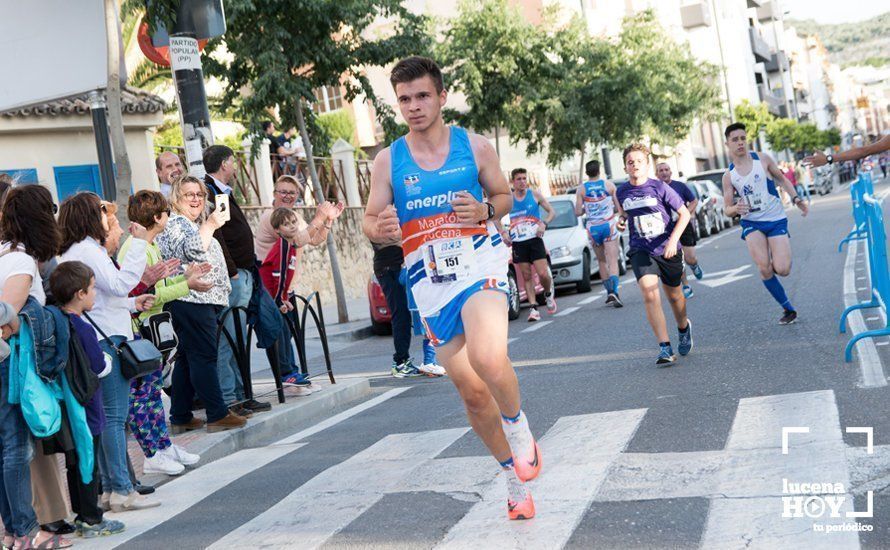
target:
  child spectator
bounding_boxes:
[259,208,301,309]
[49,261,126,538]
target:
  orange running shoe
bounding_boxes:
[507,491,536,520]
[513,440,542,482]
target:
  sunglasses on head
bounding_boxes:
[52,203,58,215]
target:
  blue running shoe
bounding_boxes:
[656,344,676,366]
[682,285,694,299]
[678,319,693,356]
[690,263,703,280]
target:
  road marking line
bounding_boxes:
[436,409,646,549]
[857,276,866,281]
[77,445,303,550]
[578,295,601,305]
[507,337,518,345]
[877,342,889,347]
[700,390,857,549]
[554,306,580,317]
[210,429,469,550]
[842,239,886,388]
[273,387,412,446]
[700,226,741,246]
[521,320,552,333]
[867,316,880,321]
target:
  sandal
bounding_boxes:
[3,532,14,550]
[31,534,72,550]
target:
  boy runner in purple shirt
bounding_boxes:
[656,162,703,298]
[615,144,693,365]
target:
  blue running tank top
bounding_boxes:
[580,179,615,227]
[508,191,542,243]
[728,152,786,222]
[390,126,509,316]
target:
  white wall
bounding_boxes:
[0,119,160,202]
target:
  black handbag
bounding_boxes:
[84,313,162,380]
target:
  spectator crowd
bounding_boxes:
[0,143,342,547]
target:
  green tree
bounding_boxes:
[822,128,841,148]
[143,0,429,323]
[733,99,774,137]
[435,0,540,154]
[764,118,798,153]
[513,10,721,166]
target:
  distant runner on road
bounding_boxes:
[497,168,557,321]
[615,144,693,366]
[574,160,623,307]
[655,162,703,299]
[363,56,541,521]
[721,122,809,325]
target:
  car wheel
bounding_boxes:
[700,215,711,238]
[371,313,392,336]
[618,239,628,276]
[577,250,592,293]
[712,212,721,234]
[507,269,520,321]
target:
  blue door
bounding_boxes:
[53,165,102,200]
[0,169,38,184]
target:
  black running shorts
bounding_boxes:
[679,223,697,248]
[629,248,685,287]
[511,237,548,264]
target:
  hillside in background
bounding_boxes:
[787,11,890,68]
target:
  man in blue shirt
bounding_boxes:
[656,162,703,299]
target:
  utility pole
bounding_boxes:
[103,0,132,226]
[169,33,215,176]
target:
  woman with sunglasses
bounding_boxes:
[156,176,246,435]
[119,190,214,477]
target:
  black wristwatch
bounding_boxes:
[792,196,803,205]
[485,201,496,220]
[827,154,834,165]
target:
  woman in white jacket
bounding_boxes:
[58,192,157,514]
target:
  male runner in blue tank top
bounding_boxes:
[574,159,623,307]
[362,57,540,520]
[615,144,693,366]
[721,122,809,325]
[498,168,557,321]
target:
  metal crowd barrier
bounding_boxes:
[839,171,889,361]
[217,294,336,406]
[838,172,874,252]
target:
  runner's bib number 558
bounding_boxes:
[424,238,475,284]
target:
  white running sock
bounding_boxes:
[502,462,528,502]
[501,410,534,460]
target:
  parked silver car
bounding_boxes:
[542,196,627,293]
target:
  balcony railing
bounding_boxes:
[765,51,788,73]
[757,84,785,116]
[270,154,348,204]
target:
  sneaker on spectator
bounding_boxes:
[243,399,272,413]
[284,385,313,397]
[109,491,161,513]
[391,359,423,378]
[142,451,185,476]
[166,444,200,466]
[99,492,111,512]
[417,363,446,377]
[281,372,311,387]
[76,519,125,539]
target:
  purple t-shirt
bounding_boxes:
[68,313,107,436]
[616,178,684,256]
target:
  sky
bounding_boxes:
[781,0,888,24]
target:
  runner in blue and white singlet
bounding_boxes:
[365,57,541,521]
[574,160,622,306]
[389,126,510,345]
[721,122,808,325]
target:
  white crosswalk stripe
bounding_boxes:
[119,390,875,548]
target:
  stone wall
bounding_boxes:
[243,206,374,301]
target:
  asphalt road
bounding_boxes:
[90,174,890,549]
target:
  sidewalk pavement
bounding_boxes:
[307,293,375,342]
[127,377,371,488]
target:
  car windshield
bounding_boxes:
[547,200,578,230]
